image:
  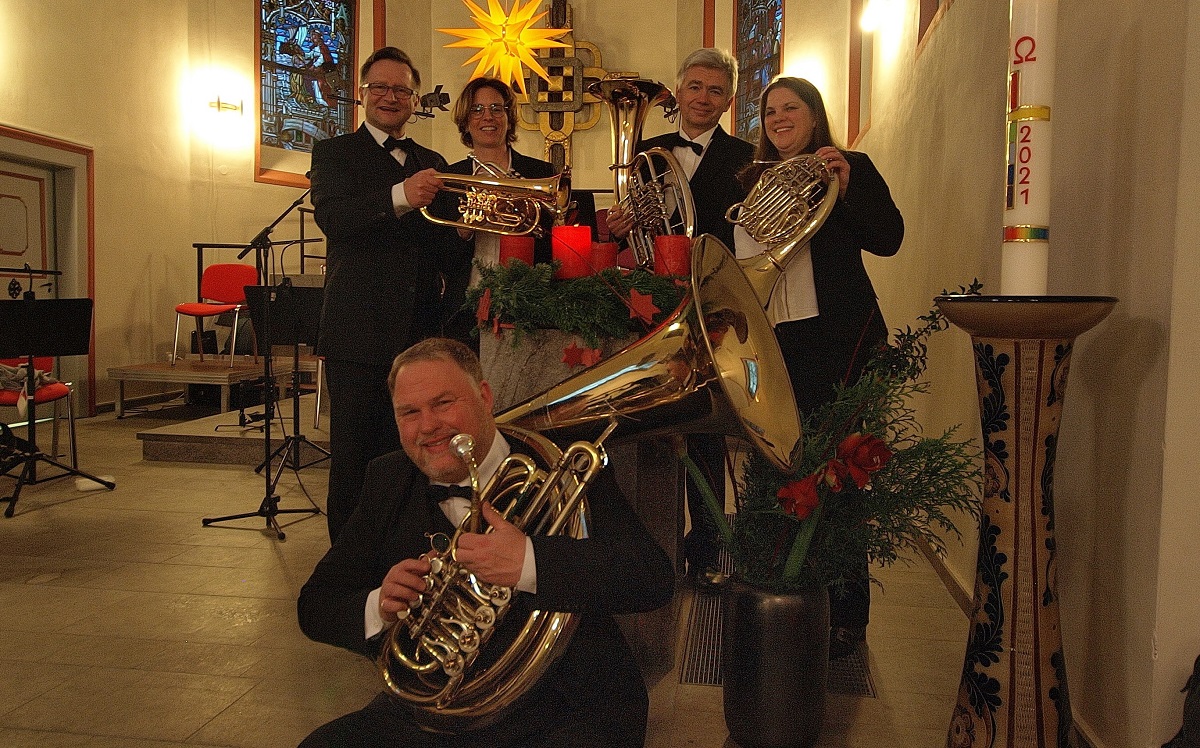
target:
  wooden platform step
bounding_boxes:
[136,392,329,466]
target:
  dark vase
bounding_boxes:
[721,578,830,748]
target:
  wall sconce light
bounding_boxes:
[859,0,905,64]
[186,65,253,148]
[209,96,243,115]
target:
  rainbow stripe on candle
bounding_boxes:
[1003,225,1050,242]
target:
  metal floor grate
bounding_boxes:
[679,537,876,696]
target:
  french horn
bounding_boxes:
[589,75,696,270]
[725,154,839,307]
[376,235,803,731]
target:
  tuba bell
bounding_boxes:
[589,75,696,270]
[420,162,571,238]
[376,234,803,731]
[725,154,839,307]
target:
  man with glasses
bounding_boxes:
[310,46,469,542]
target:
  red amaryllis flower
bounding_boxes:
[835,432,892,489]
[777,473,821,519]
[823,459,850,492]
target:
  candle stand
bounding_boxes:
[938,295,1115,748]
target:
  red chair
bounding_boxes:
[0,356,76,468]
[172,263,259,367]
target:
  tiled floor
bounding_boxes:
[1,408,967,747]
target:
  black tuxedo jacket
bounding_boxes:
[297,437,675,746]
[640,125,754,249]
[310,125,470,366]
[806,150,904,349]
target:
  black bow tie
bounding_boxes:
[383,136,412,153]
[667,133,704,156]
[427,483,472,504]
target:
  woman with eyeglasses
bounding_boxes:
[431,77,562,346]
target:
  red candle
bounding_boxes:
[498,235,535,267]
[653,234,693,277]
[552,225,592,279]
[591,241,619,272]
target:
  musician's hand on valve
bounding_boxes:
[454,502,525,587]
[403,169,444,209]
[379,557,431,623]
[815,146,850,199]
[605,205,635,240]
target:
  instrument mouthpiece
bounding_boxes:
[450,434,475,460]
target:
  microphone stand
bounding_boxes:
[203,194,320,540]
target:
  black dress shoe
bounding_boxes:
[829,626,866,660]
[691,568,727,593]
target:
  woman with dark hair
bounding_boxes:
[738,76,904,658]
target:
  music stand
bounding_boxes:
[0,295,116,517]
[201,280,322,539]
[244,282,329,477]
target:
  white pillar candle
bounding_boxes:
[1002,0,1057,295]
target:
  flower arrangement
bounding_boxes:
[465,260,686,348]
[695,293,982,594]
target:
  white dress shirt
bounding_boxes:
[733,226,820,325]
[670,125,717,180]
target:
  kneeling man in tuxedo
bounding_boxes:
[297,337,675,748]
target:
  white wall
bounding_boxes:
[0,0,316,405]
[846,0,1198,745]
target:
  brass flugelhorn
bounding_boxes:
[589,74,696,269]
[420,159,572,237]
[725,154,839,307]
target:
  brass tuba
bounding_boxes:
[589,75,696,269]
[420,162,572,237]
[376,235,803,731]
[726,154,839,307]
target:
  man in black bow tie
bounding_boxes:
[607,48,755,590]
[297,338,674,748]
[309,47,471,542]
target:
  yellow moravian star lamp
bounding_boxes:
[438,0,570,94]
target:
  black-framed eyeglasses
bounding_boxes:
[361,82,417,99]
[468,103,507,117]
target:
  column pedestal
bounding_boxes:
[936,295,1115,748]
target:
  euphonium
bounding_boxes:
[589,75,695,269]
[420,165,571,237]
[376,235,805,731]
[725,154,839,307]
[377,423,611,731]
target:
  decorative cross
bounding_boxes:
[514,0,629,172]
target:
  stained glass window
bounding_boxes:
[734,0,783,143]
[259,0,356,153]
